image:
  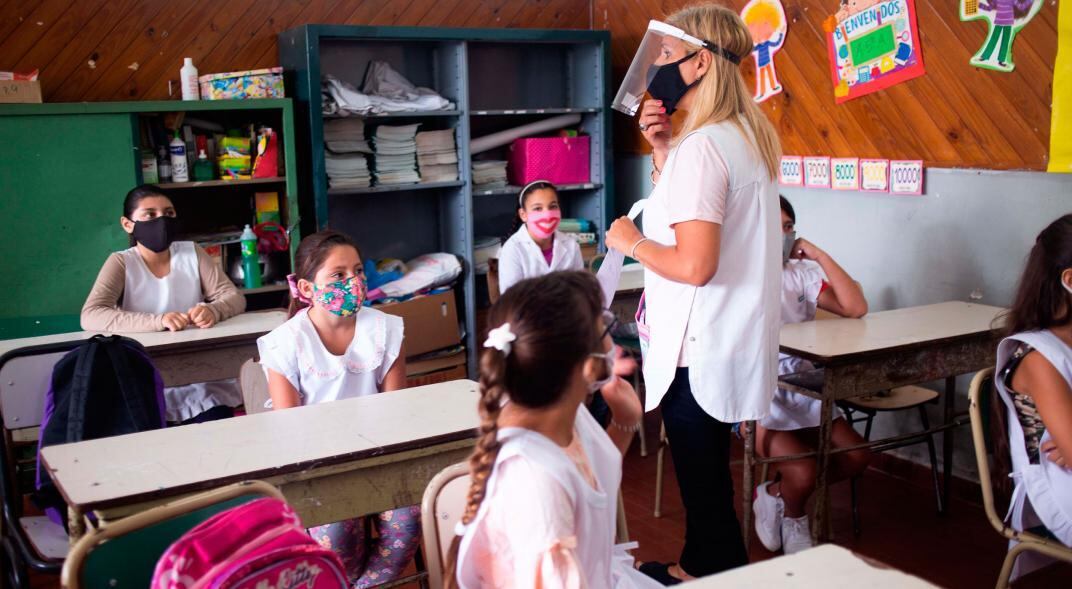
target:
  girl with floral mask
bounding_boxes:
[80,184,246,425]
[448,271,654,589]
[496,180,584,294]
[257,229,418,587]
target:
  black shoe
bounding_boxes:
[638,562,683,586]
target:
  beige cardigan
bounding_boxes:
[80,245,246,332]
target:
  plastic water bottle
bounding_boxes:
[240,224,261,289]
[181,57,200,100]
[170,131,189,183]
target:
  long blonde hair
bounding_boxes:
[667,3,782,180]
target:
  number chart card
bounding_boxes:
[860,159,890,192]
[780,156,803,186]
[804,157,831,188]
[826,0,926,104]
[831,158,860,190]
[890,160,924,195]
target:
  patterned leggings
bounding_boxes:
[308,506,422,588]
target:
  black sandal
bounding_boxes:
[638,561,683,586]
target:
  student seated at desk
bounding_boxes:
[80,185,245,424]
[451,272,658,589]
[753,196,870,555]
[497,181,583,294]
[257,230,419,588]
[996,214,1072,555]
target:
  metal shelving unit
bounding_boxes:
[280,25,612,375]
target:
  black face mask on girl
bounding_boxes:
[132,216,178,253]
[646,52,699,115]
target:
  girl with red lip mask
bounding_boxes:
[497,181,584,294]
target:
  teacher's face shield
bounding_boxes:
[611,20,741,116]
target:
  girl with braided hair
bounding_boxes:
[449,271,656,589]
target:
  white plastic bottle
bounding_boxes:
[170,131,189,182]
[180,57,199,101]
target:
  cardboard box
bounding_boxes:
[0,80,42,103]
[377,289,461,357]
[406,349,467,388]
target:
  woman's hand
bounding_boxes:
[161,312,190,332]
[606,217,645,254]
[187,304,216,328]
[1043,439,1067,469]
[790,237,827,262]
[601,348,642,427]
[639,99,671,157]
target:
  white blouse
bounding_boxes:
[641,121,781,423]
[256,307,404,406]
[498,227,584,294]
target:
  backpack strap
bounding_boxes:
[65,337,100,443]
[101,337,158,429]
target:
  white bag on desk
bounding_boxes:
[376,253,462,299]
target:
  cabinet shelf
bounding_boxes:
[327,180,464,196]
[470,107,599,116]
[325,110,462,119]
[156,177,285,190]
[473,182,602,196]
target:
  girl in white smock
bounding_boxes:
[497,181,583,294]
[451,271,658,589]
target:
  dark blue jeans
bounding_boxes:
[661,368,748,575]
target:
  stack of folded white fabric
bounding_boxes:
[323,118,372,189]
[416,129,458,182]
[372,124,421,185]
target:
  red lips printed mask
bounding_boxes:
[526,209,561,240]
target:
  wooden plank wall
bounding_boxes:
[0,0,590,102]
[1,0,1059,170]
[595,0,1057,170]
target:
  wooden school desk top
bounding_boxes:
[41,379,480,512]
[682,544,938,588]
[779,302,1005,364]
[0,310,286,358]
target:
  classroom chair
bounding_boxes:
[239,359,271,415]
[840,384,943,535]
[1,341,84,587]
[968,368,1072,589]
[61,480,283,589]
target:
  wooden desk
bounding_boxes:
[0,311,286,430]
[680,544,938,588]
[743,302,1004,545]
[41,379,479,541]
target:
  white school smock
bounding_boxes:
[456,407,660,589]
[761,261,844,430]
[641,121,781,422]
[497,226,584,294]
[995,330,1072,550]
[120,241,240,421]
[256,307,403,407]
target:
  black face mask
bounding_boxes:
[646,52,699,115]
[132,216,178,253]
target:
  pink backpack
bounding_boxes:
[152,497,348,589]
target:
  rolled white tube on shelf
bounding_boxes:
[469,113,583,154]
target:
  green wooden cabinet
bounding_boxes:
[0,100,300,339]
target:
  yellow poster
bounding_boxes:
[1049,0,1072,172]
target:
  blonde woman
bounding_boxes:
[606,4,782,584]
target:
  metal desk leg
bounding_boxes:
[942,376,956,514]
[813,393,834,544]
[742,420,756,550]
[68,505,85,544]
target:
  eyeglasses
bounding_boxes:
[600,309,619,341]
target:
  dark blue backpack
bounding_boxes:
[34,335,166,525]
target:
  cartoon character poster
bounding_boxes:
[741,0,788,103]
[960,0,1043,72]
[825,0,926,104]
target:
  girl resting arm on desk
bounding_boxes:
[752,195,871,556]
[80,184,246,424]
[257,230,414,587]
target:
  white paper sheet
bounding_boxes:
[596,198,647,307]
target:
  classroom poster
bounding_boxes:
[780,156,803,185]
[825,0,926,104]
[860,159,890,191]
[831,158,860,190]
[741,0,788,103]
[1049,0,1072,172]
[890,160,924,194]
[804,157,831,188]
[960,0,1044,73]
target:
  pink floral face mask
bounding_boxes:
[311,276,366,317]
[525,209,561,240]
